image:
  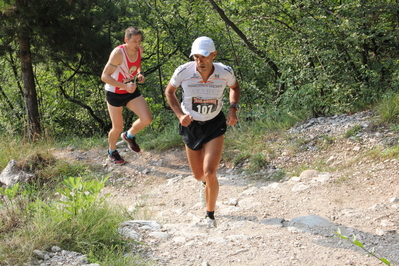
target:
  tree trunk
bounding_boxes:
[18,34,41,141]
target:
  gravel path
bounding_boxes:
[46,110,399,266]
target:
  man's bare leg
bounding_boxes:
[185,135,224,212]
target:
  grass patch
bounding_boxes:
[284,136,308,154]
[222,109,302,181]
[0,133,107,170]
[53,133,107,150]
[140,123,183,152]
[0,135,53,170]
[318,134,336,147]
[380,146,399,158]
[390,124,399,132]
[367,146,399,160]
[248,152,269,173]
[0,141,152,266]
[0,176,152,266]
[344,125,362,138]
[374,92,399,124]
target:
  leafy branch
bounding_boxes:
[335,228,391,265]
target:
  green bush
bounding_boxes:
[0,164,151,265]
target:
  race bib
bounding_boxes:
[192,97,218,115]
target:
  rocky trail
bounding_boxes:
[42,111,399,265]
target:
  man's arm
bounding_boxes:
[226,81,240,126]
[165,82,193,127]
[101,48,136,93]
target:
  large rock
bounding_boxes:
[0,160,35,187]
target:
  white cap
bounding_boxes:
[190,36,215,57]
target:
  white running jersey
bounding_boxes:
[169,61,236,121]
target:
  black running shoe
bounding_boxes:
[108,150,125,165]
[121,132,140,152]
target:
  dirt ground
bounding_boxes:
[54,112,399,266]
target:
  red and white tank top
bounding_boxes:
[105,45,141,94]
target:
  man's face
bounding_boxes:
[125,35,142,51]
[193,51,217,73]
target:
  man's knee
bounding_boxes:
[142,115,152,126]
[204,171,218,183]
[193,174,203,182]
[110,125,123,134]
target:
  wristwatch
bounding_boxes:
[229,103,239,111]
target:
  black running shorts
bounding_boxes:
[105,89,142,107]
[179,112,227,151]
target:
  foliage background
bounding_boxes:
[1,0,399,139]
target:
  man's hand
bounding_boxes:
[137,74,145,83]
[123,83,137,93]
[226,109,238,126]
[179,114,194,127]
